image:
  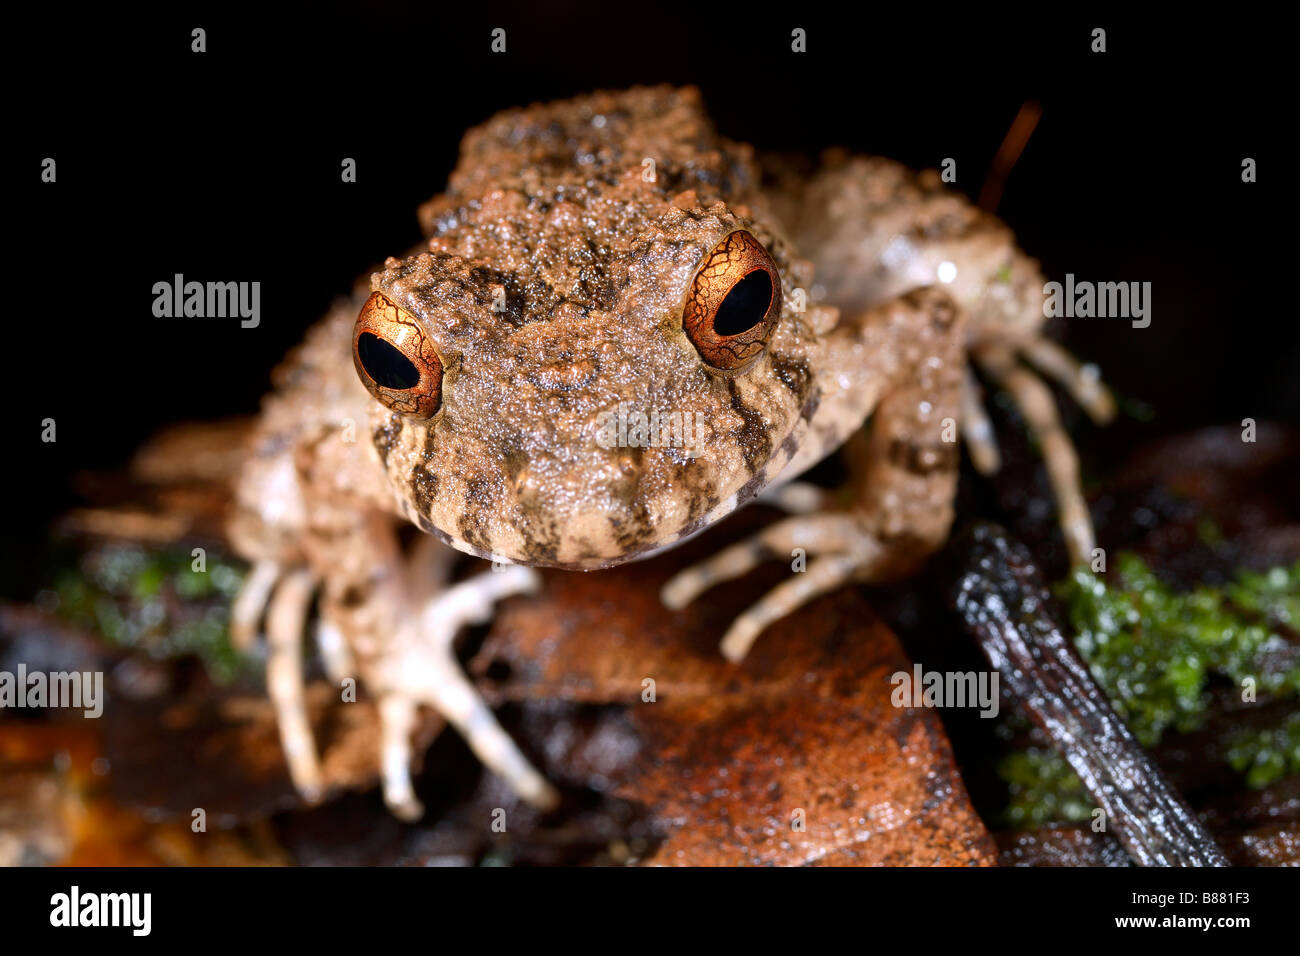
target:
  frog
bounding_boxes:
[227,86,1115,820]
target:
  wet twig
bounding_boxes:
[951,523,1229,866]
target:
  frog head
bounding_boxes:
[350,94,832,568]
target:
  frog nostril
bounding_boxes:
[357,332,419,390]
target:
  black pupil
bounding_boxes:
[358,332,419,389]
[713,270,772,336]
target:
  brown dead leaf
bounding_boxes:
[105,682,442,824]
[472,515,997,866]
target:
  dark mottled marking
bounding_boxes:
[466,266,563,326]
[702,490,721,516]
[418,519,493,561]
[735,465,770,508]
[927,295,958,330]
[605,449,657,555]
[674,482,733,543]
[409,464,440,520]
[509,484,563,563]
[515,528,559,564]
[667,455,719,528]
[407,427,441,521]
[610,500,657,554]
[725,379,774,474]
[574,237,619,309]
[466,266,522,326]
[799,390,821,425]
[372,415,403,468]
[339,583,371,608]
[457,473,496,551]
[887,438,960,475]
[768,350,813,404]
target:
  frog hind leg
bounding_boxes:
[773,152,1113,569]
[961,367,1001,475]
[663,287,966,660]
[228,559,280,652]
[965,316,1113,566]
[1017,336,1116,426]
[312,618,355,685]
[265,566,325,801]
[974,342,1099,565]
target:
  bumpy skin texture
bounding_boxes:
[228,86,1109,816]
[369,88,828,568]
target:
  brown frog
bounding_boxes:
[228,86,1114,819]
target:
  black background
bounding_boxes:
[6,4,1288,596]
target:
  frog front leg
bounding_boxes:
[664,287,967,660]
[364,561,557,819]
[307,516,558,820]
[232,465,558,818]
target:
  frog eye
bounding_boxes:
[682,230,783,371]
[352,291,443,420]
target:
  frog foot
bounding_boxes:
[662,513,886,662]
[755,481,831,515]
[231,560,558,818]
[370,565,560,821]
[231,560,354,679]
[970,338,1115,564]
[235,563,328,803]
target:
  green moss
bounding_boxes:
[1000,555,1300,825]
[999,748,1092,826]
[1228,564,1300,634]
[1058,554,1300,746]
[1227,713,1300,789]
[53,544,249,685]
